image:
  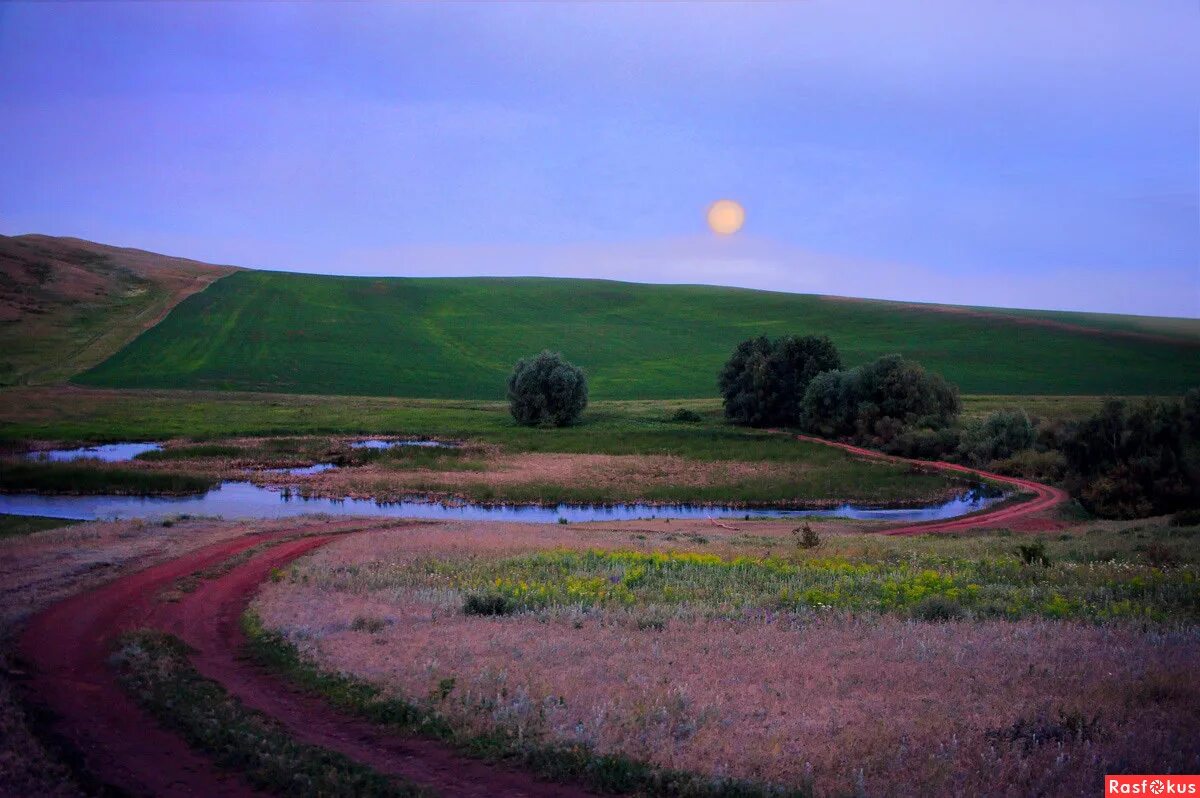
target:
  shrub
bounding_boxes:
[462,590,515,616]
[350,616,387,633]
[883,427,962,460]
[1016,540,1050,567]
[988,449,1068,482]
[670,408,702,423]
[506,350,588,427]
[718,335,841,427]
[911,595,965,622]
[958,409,1036,466]
[793,523,820,549]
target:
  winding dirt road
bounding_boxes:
[18,524,594,798]
[792,434,1070,535]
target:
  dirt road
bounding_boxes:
[792,434,1070,535]
[19,523,592,797]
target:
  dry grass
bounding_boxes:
[255,521,1200,797]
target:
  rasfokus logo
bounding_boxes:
[1106,776,1199,796]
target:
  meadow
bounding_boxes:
[252,519,1200,797]
[76,270,1200,398]
[0,386,1117,449]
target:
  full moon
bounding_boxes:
[706,199,745,235]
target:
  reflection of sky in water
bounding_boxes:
[351,439,454,449]
[25,442,163,463]
[0,482,1004,524]
[258,463,339,476]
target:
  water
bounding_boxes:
[351,439,456,449]
[0,482,1003,524]
[24,442,163,463]
[258,463,339,476]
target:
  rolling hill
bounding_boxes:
[73,264,1200,399]
[0,235,235,385]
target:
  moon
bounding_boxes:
[707,199,745,235]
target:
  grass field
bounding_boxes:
[0,386,1123,449]
[76,270,1200,398]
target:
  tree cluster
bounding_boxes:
[798,354,961,450]
[717,335,841,427]
[1056,395,1199,518]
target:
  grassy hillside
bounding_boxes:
[0,235,235,385]
[76,270,1199,399]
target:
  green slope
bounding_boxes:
[76,271,1200,399]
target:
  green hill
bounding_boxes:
[0,234,234,385]
[75,269,1200,399]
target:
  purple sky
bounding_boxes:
[1,2,1196,317]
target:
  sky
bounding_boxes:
[0,2,1196,317]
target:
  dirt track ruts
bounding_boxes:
[792,434,1070,535]
[19,523,593,797]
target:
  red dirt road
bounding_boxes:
[19,524,593,797]
[793,434,1070,535]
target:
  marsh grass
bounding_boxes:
[0,461,218,495]
[112,630,427,797]
[352,444,487,472]
[135,443,244,460]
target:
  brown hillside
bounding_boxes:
[0,234,236,385]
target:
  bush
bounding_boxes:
[988,448,1068,482]
[911,595,965,622]
[958,409,1035,466]
[506,350,588,427]
[882,427,962,460]
[350,616,387,633]
[462,591,515,616]
[718,335,841,427]
[792,523,820,549]
[670,408,702,423]
[1016,540,1050,567]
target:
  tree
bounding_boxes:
[506,350,588,427]
[718,335,841,426]
[799,354,961,448]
